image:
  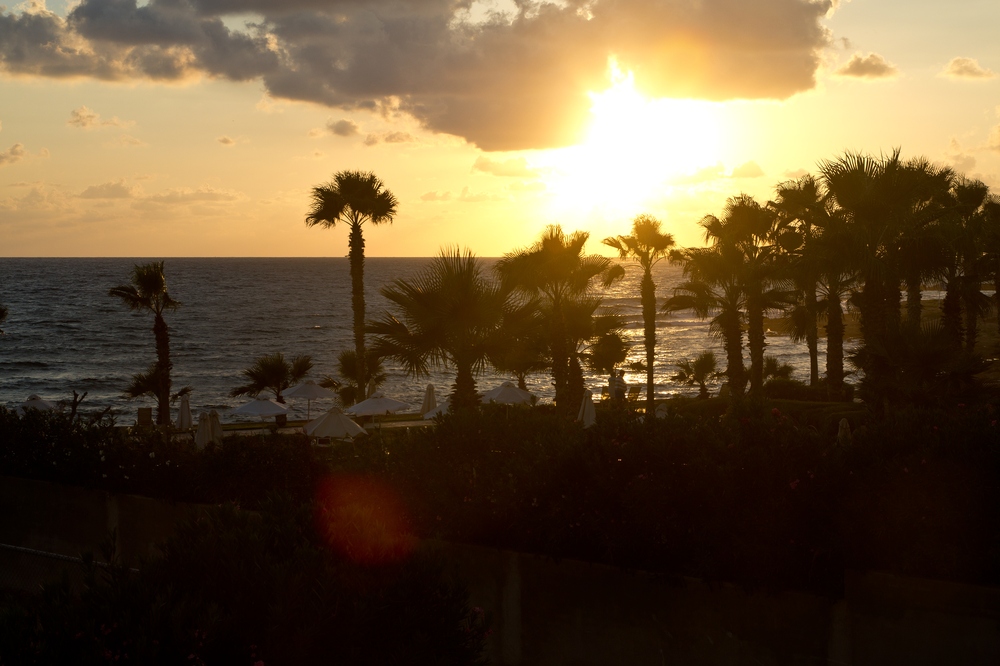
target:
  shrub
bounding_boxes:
[0,497,489,665]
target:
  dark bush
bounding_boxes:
[0,497,489,665]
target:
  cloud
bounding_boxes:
[950,153,976,173]
[783,168,809,179]
[988,125,1000,153]
[473,156,536,178]
[67,105,133,129]
[116,134,145,146]
[142,186,243,205]
[941,57,996,80]
[327,119,359,137]
[421,191,451,202]
[364,131,416,146]
[730,161,765,178]
[78,179,141,199]
[217,135,236,145]
[835,52,898,79]
[0,143,27,166]
[0,0,835,151]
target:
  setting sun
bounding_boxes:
[539,60,725,220]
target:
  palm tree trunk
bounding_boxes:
[641,269,657,419]
[941,274,963,346]
[962,273,980,353]
[721,309,746,397]
[826,293,844,396]
[905,271,922,335]
[567,354,584,417]
[549,302,570,413]
[746,296,765,395]
[451,361,479,411]
[805,279,819,386]
[153,313,171,426]
[348,221,367,394]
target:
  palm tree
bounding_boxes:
[663,245,747,396]
[306,171,398,396]
[700,195,792,395]
[673,351,718,399]
[770,175,830,386]
[109,262,180,427]
[323,349,388,407]
[231,353,313,403]
[369,248,512,411]
[496,225,623,414]
[604,214,676,418]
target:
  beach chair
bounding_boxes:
[626,386,641,403]
[600,386,610,401]
[136,407,153,428]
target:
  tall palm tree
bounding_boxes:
[109,262,180,426]
[231,353,313,403]
[369,248,512,411]
[496,225,624,414]
[306,170,398,395]
[770,175,830,386]
[700,195,792,395]
[604,214,675,418]
[663,245,747,396]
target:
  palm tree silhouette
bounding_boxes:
[700,195,792,395]
[604,214,675,418]
[664,243,747,397]
[369,249,513,411]
[496,225,623,413]
[231,353,313,403]
[108,261,180,426]
[673,351,718,399]
[306,171,398,395]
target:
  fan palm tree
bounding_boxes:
[323,349,388,407]
[673,351,718,399]
[306,170,398,395]
[231,353,313,403]
[109,261,180,427]
[604,214,675,418]
[700,195,793,395]
[496,225,624,414]
[369,248,513,411]
[663,245,747,396]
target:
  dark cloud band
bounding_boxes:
[1,0,833,150]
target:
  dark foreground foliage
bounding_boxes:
[2,399,999,596]
[0,497,489,666]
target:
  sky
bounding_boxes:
[1,0,998,257]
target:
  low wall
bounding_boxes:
[2,475,998,665]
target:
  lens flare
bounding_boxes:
[314,475,417,565]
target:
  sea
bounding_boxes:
[0,257,819,423]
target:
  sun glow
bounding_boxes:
[539,61,725,221]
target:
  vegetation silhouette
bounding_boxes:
[604,213,675,419]
[369,248,517,411]
[230,352,313,403]
[306,170,398,401]
[108,261,179,427]
[497,225,624,415]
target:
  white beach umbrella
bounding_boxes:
[231,398,288,418]
[424,396,451,419]
[419,384,436,415]
[20,395,58,412]
[209,410,224,444]
[482,381,533,405]
[304,407,367,440]
[344,391,411,417]
[577,389,596,428]
[194,412,212,449]
[176,394,193,430]
[283,380,338,420]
